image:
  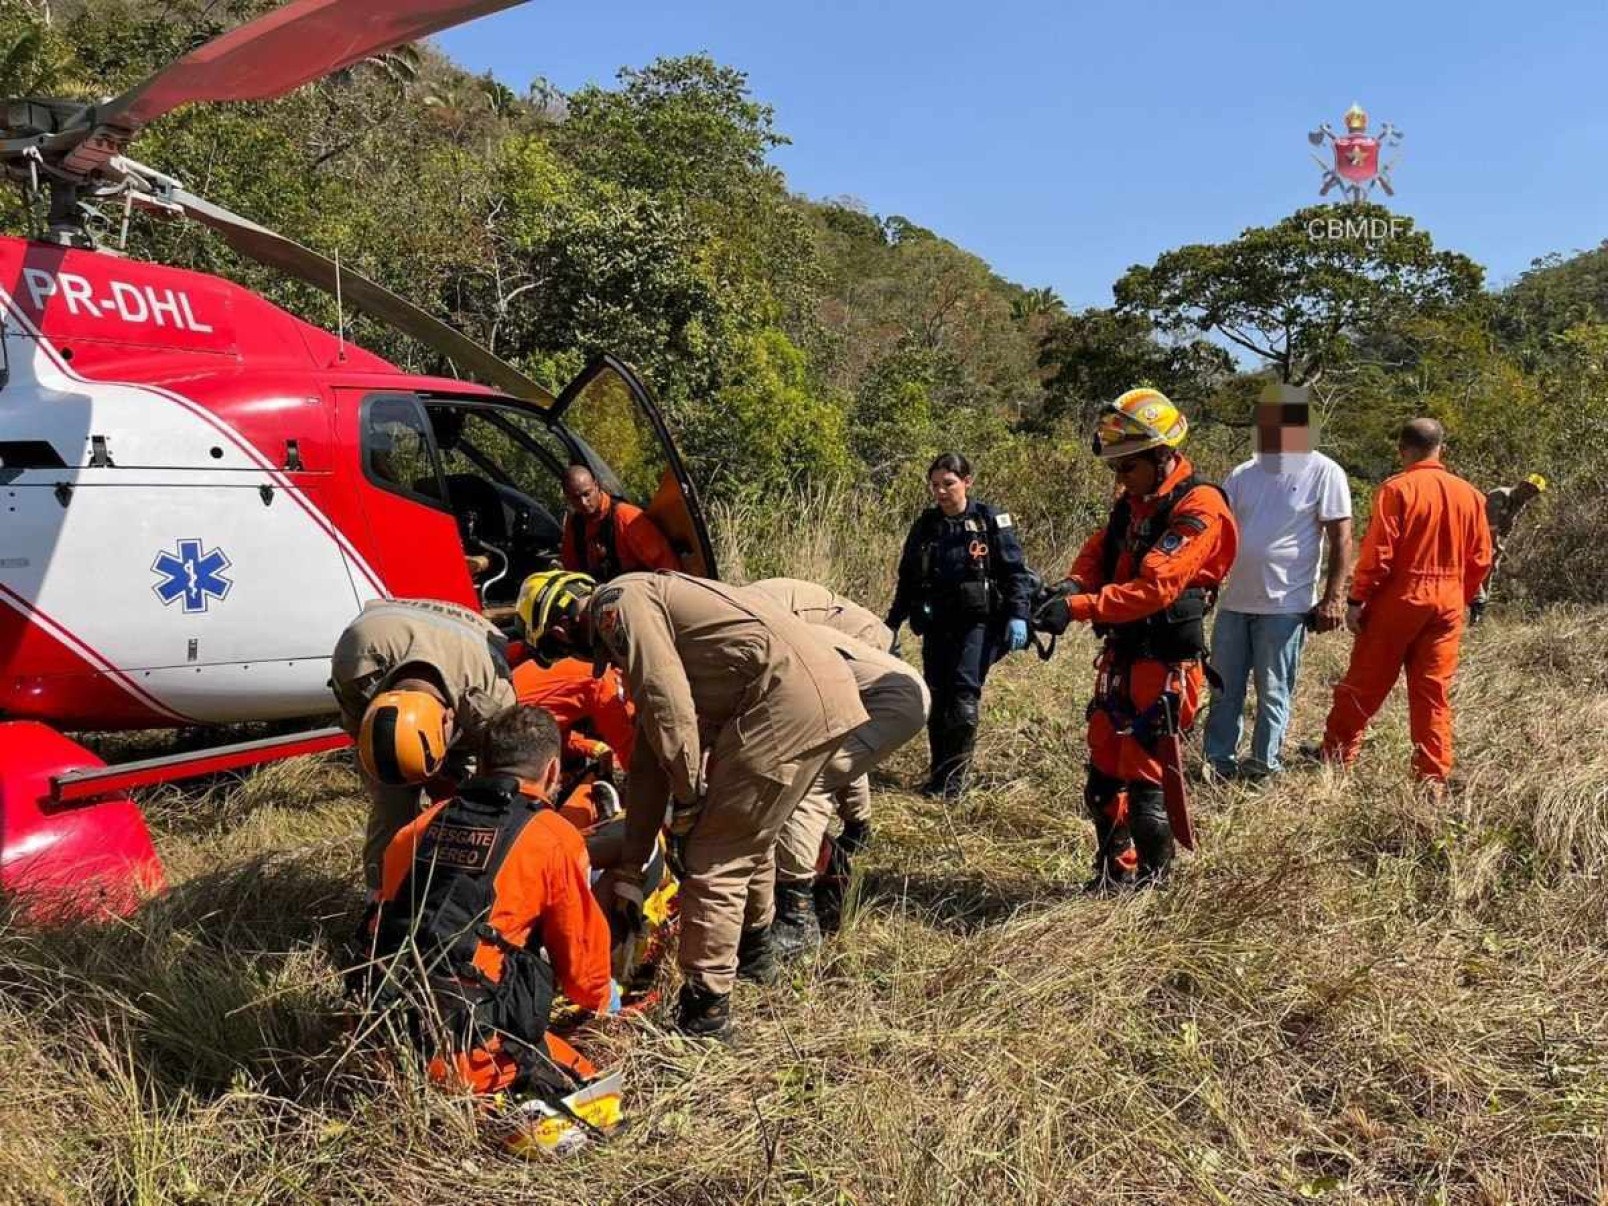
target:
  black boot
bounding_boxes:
[1083,767,1136,894]
[674,982,732,1039]
[838,819,871,855]
[920,714,948,796]
[812,837,853,934]
[1127,783,1175,888]
[736,925,778,985]
[771,881,822,960]
[927,697,980,799]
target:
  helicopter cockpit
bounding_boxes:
[361,355,714,609]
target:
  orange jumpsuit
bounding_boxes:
[1320,458,1492,782]
[511,656,637,770]
[561,493,679,580]
[372,787,612,1093]
[1065,457,1238,878]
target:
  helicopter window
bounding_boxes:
[425,404,570,520]
[363,394,448,508]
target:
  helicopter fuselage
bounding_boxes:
[0,236,678,733]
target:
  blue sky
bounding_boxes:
[438,0,1608,311]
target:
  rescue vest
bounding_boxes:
[566,499,622,581]
[917,506,1001,621]
[1096,475,1225,663]
[363,775,556,1084]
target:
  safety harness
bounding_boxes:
[1089,475,1226,747]
[566,498,623,581]
[357,774,573,1099]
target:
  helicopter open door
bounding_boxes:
[552,355,717,580]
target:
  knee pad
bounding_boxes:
[1084,765,1123,819]
[945,695,980,730]
[1126,784,1171,844]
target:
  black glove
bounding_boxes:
[908,602,932,637]
[1031,579,1081,637]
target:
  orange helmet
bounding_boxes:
[359,689,451,785]
[1094,388,1188,459]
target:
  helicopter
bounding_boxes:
[0,0,717,916]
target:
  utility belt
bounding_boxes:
[923,577,1002,624]
[1092,586,1211,662]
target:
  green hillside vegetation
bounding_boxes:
[4,2,1605,597]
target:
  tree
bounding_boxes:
[1114,204,1483,384]
[1034,307,1231,431]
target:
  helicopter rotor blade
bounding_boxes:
[149,186,552,405]
[58,0,527,178]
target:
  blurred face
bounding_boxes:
[563,472,605,518]
[1255,402,1312,454]
[1109,452,1160,497]
[928,470,972,515]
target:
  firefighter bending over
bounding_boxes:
[516,569,866,1038]
[330,598,517,889]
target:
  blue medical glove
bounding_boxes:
[606,980,622,1015]
[1007,618,1029,652]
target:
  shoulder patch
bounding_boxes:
[1158,531,1187,555]
[592,586,628,654]
[994,512,1013,529]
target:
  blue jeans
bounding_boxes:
[1203,610,1308,774]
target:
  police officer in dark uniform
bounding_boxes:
[885,453,1033,797]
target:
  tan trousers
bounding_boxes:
[678,738,839,995]
[774,669,928,885]
[836,776,872,825]
[361,777,427,890]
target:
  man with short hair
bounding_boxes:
[1203,391,1352,779]
[356,705,614,1096]
[330,598,517,888]
[1316,419,1492,783]
[559,464,679,581]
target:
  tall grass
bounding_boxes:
[2,505,1606,1202]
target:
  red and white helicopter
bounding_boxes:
[0,0,716,915]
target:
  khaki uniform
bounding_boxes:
[747,578,894,651]
[1473,485,1537,608]
[744,580,927,882]
[329,598,516,887]
[596,572,867,995]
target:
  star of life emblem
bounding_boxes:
[151,538,233,614]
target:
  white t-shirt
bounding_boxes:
[1217,452,1353,615]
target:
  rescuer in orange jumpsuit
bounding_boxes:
[1317,419,1492,783]
[356,705,615,1096]
[559,465,680,581]
[511,654,636,773]
[1034,389,1238,890]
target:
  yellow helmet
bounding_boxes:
[1525,473,1548,492]
[1094,388,1189,459]
[516,570,595,659]
[359,689,450,785]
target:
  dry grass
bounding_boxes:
[4,502,1608,1203]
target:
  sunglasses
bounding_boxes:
[1108,456,1149,476]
